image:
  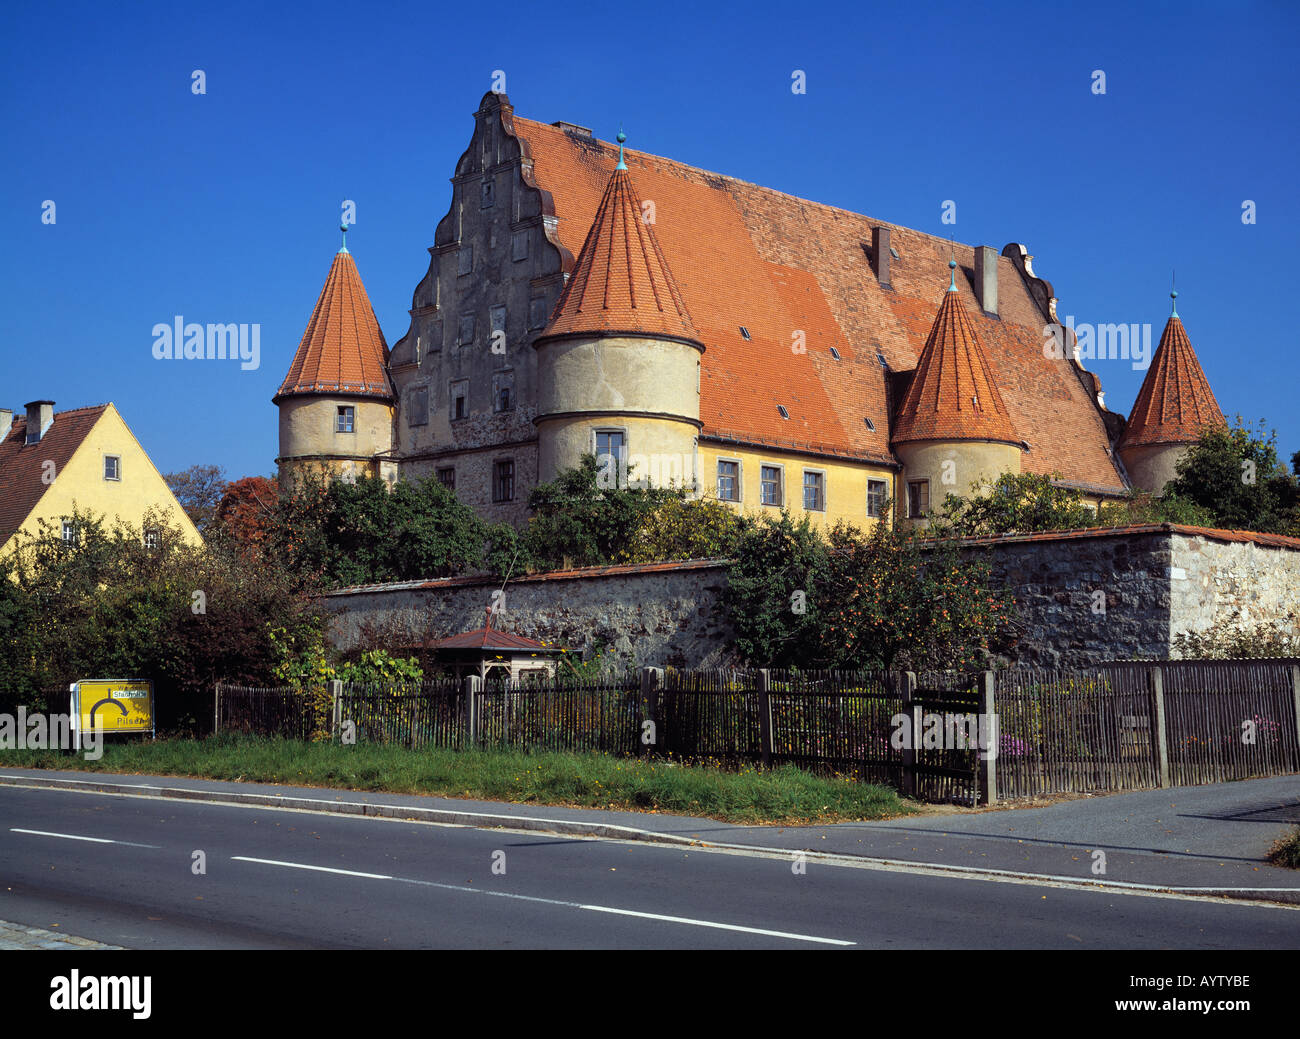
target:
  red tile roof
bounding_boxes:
[540,164,699,343]
[507,110,1128,491]
[1118,313,1224,449]
[275,249,394,402]
[0,405,108,542]
[892,280,1021,445]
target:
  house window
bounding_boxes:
[489,305,507,353]
[776,405,790,420]
[408,386,429,427]
[803,470,825,512]
[457,246,473,276]
[103,455,121,481]
[61,520,78,547]
[336,406,354,433]
[867,479,888,518]
[480,178,494,208]
[760,465,783,506]
[511,230,529,261]
[717,460,740,502]
[594,430,626,487]
[436,467,455,490]
[457,314,475,346]
[450,380,469,420]
[492,459,515,502]
[528,297,549,330]
[907,479,929,518]
[493,370,515,412]
[144,528,160,550]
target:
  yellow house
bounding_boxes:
[0,400,202,554]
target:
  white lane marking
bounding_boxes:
[232,855,854,946]
[10,828,160,849]
[231,857,392,880]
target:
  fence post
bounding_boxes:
[899,671,918,798]
[978,671,997,806]
[329,679,343,742]
[464,674,482,748]
[1291,666,1300,770]
[213,682,221,737]
[1149,666,1170,789]
[757,669,773,768]
[640,667,663,759]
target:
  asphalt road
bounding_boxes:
[1,785,1296,949]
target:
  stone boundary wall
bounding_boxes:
[324,526,1300,670]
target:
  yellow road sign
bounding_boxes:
[72,679,154,737]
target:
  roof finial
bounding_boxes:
[339,221,350,255]
[948,259,957,293]
[615,125,627,171]
[1170,269,1178,317]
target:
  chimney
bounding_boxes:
[24,400,54,444]
[974,246,998,316]
[0,410,12,442]
[871,226,891,288]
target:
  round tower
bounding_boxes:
[532,131,703,490]
[274,226,397,490]
[1117,292,1224,495]
[891,260,1023,525]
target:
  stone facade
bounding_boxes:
[324,526,1300,671]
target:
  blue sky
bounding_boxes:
[3,0,1296,480]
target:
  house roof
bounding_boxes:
[275,248,395,403]
[540,161,700,344]
[422,610,560,653]
[506,105,1128,491]
[0,404,108,543]
[1118,307,1224,450]
[892,272,1021,446]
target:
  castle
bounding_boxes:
[274,90,1225,529]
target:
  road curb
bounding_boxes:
[3,772,1297,907]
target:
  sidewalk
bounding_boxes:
[2,766,1297,904]
[0,919,121,950]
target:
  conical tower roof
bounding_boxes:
[539,137,699,344]
[275,234,394,403]
[892,263,1020,445]
[1119,297,1224,449]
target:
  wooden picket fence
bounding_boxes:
[215,659,1300,805]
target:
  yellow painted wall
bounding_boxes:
[539,414,699,487]
[277,396,396,490]
[698,441,896,530]
[2,403,202,553]
[894,439,1023,530]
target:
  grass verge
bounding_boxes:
[0,735,916,825]
[1268,826,1300,869]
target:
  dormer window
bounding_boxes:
[830,346,842,360]
[876,351,889,369]
[739,326,751,340]
[864,418,876,432]
[776,405,789,419]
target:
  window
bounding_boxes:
[739,326,751,340]
[493,370,515,412]
[457,246,473,276]
[457,314,475,345]
[144,528,160,550]
[717,459,740,502]
[103,455,121,481]
[492,459,515,502]
[336,406,354,433]
[907,479,929,518]
[876,351,889,369]
[803,470,825,512]
[776,405,789,420]
[61,520,78,547]
[408,386,429,427]
[450,380,469,420]
[867,479,888,518]
[480,178,494,208]
[436,467,455,490]
[830,346,842,360]
[511,230,529,261]
[865,417,876,432]
[528,297,549,330]
[594,430,626,486]
[760,465,783,506]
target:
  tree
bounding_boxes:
[212,475,279,554]
[621,495,749,563]
[1160,417,1300,535]
[931,472,1095,538]
[163,464,228,533]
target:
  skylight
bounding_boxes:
[777,405,789,419]
[739,326,751,340]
